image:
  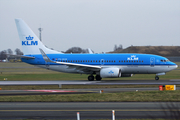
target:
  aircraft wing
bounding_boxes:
[7,54,35,59]
[39,49,101,72]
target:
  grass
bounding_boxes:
[0,84,180,90]
[0,90,179,102]
[0,62,180,102]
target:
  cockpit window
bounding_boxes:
[161,59,169,62]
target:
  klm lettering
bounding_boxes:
[22,41,38,45]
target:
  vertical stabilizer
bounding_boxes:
[15,18,61,55]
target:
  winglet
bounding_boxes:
[88,48,93,54]
[39,48,54,63]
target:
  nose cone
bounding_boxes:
[175,64,178,69]
[172,63,178,70]
[168,62,178,71]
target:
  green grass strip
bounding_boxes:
[0,90,179,102]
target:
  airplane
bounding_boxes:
[15,18,178,81]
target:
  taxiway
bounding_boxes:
[0,102,179,119]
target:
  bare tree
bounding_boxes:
[0,50,7,60]
[7,49,13,55]
[114,44,123,51]
[15,48,23,55]
[65,47,88,53]
[114,45,118,51]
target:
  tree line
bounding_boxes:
[0,45,122,60]
[0,48,23,60]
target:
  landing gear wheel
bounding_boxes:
[155,76,159,80]
[88,75,94,81]
[95,75,102,81]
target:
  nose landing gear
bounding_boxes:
[155,76,159,80]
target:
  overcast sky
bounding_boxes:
[0,0,180,53]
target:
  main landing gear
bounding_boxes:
[88,75,102,81]
[155,76,159,80]
[88,75,94,81]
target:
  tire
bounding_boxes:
[155,76,159,80]
[88,76,94,81]
[96,75,102,81]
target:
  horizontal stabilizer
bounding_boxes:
[7,54,35,59]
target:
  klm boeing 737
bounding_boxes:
[15,19,178,81]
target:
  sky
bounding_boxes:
[0,0,180,53]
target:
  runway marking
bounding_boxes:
[0,109,179,112]
[25,90,76,92]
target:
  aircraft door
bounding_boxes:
[150,57,155,66]
[100,59,105,66]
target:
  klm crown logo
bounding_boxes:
[26,35,34,40]
[22,35,38,46]
[109,70,114,74]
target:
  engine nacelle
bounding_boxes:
[121,74,133,77]
[100,68,121,78]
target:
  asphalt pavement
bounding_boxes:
[0,102,179,119]
[0,80,180,85]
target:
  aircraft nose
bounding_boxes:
[173,64,178,70]
[176,65,178,68]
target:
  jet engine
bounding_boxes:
[100,68,121,78]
